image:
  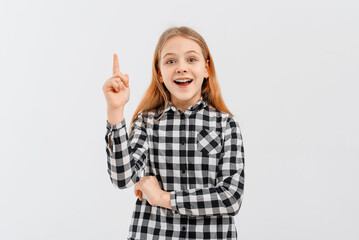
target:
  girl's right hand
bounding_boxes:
[102,53,130,110]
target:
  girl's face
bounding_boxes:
[159,36,209,111]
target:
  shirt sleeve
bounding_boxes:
[170,116,245,217]
[105,113,149,189]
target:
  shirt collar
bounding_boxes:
[162,96,207,115]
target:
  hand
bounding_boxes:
[102,53,130,110]
[134,176,165,207]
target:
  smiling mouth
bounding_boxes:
[174,79,193,86]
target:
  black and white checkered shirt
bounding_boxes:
[105,97,245,239]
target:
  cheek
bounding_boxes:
[160,68,173,79]
[194,65,206,75]
[162,80,174,90]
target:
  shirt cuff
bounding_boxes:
[170,191,179,215]
[106,119,126,131]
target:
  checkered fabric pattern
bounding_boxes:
[105,97,245,239]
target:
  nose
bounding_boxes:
[176,61,187,73]
[176,68,187,73]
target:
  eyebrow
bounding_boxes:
[162,50,200,59]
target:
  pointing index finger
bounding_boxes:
[113,53,120,75]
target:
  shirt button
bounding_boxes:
[174,210,179,214]
[181,140,185,145]
[181,114,185,119]
[182,226,186,231]
[182,170,186,174]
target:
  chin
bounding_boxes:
[176,93,200,102]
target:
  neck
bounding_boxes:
[171,95,201,112]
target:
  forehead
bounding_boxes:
[161,36,203,58]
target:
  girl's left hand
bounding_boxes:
[134,176,164,207]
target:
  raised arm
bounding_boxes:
[103,53,148,189]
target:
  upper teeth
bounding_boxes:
[175,79,192,83]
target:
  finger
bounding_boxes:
[118,80,125,90]
[134,187,142,200]
[112,73,128,87]
[113,53,120,75]
[134,190,139,197]
[134,186,139,197]
[111,81,120,92]
[112,78,124,86]
[124,74,130,88]
[112,78,120,84]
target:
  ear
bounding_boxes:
[158,71,163,83]
[205,60,210,78]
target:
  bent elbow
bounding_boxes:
[110,178,129,190]
[108,171,138,190]
[107,167,138,189]
[228,197,243,216]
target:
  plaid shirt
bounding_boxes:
[105,97,245,239]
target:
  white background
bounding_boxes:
[1,0,358,239]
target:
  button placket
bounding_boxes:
[179,112,187,186]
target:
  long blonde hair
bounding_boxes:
[130,26,233,128]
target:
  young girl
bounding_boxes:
[103,26,245,239]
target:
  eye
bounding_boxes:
[188,57,196,62]
[166,59,175,64]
